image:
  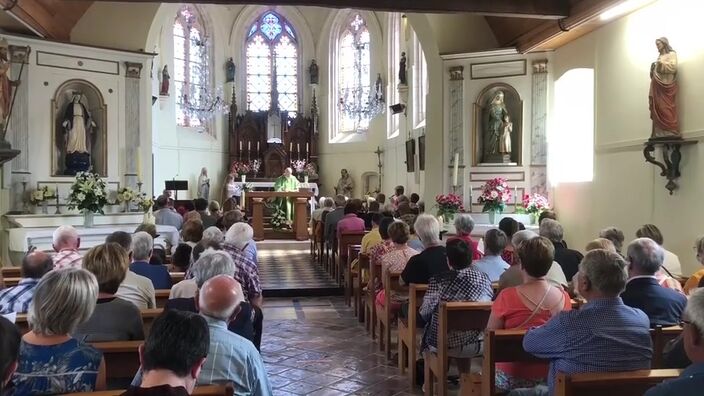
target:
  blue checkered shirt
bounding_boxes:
[222,242,261,301]
[0,278,40,314]
[523,297,653,394]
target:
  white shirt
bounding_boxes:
[662,249,682,278]
[116,270,156,309]
[169,279,198,299]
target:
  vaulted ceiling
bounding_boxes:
[0,0,633,52]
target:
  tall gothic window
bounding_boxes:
[387,13,401,139]
[173,5,207,128]
[412,32,428,128]
[246,11,299,114]
[337,13,371,133]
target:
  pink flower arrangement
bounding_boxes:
[230,161,251,176]
[478,177,511,213]
[291,159,307,174]
[522,193,550,214]
[435,193,464,216]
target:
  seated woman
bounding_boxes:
[419,239,493,372]
[474,229,511,282]
[448,214,483,260]
[170,243,193,273]
[487,236,572,392]
[12,268,106,394]
[400,214,424,251]
[499,217,520,265]
[375,221,419,310]
[181,219,204,248]
[74,243,145,342]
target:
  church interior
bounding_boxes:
[1,0,704,395]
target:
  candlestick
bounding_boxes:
[137,148,142,181]
[55,185,61,215]
[514,186,518,211]
[452,152,459,187]
[297,143,300,153]
[306,142,309,153]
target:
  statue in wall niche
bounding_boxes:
[334,168,354,198]
[62,93,96,174]
[160,65,170,96]
[225,58,235,83]
[649,37,680,139]
[399,52,407,85]
[309,59,319,85]
[485,90,509,157]
[197,167,210,200]
[499,114,512,155]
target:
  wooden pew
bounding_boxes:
[555,369,682,396]
[91,340,142,380]
[15,308,164,337]
[4,277,19,287]
[1,267,21,278]
[155,289,171,308]
[170,271,185,284]
[424,301,492,396]
[376,271,406,359]
[398,283,427,388]
[346,244,361,312]
[357,253,370,325]
[62,383,235,396]
[363,254,382,338]
[337,231,365,285]
[481,329,547,396]
[651,325,683,369]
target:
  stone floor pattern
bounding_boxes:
[261,297,459,396]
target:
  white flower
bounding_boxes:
[76,192,86,202]
[490,190,499,199]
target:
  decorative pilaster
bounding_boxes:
[448,66,464,196]
[8,45,31,211]
[530,60,548,166]
[124,62,143,189]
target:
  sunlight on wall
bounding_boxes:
[549,68,595,185]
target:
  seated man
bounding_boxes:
[336,199,365,243]
[109,231,157,310]
[154,194,183,231]
[225,223,258,267]
[0,315,21,389]
[194,198,217,229]
[51,225,82,269]
[122,310,209,396]
[324,195,347,248]
[646,288,704,395]
[0,250,53,314]
[519,250,653,396]
[130,231,172,290]
[197,275,272,394]
[621,238,687,327]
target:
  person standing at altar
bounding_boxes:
[334,169,354,198]
[197,167,210,201]
[52,225,83,270]
[154,195,183,231]
[274,167,300,222]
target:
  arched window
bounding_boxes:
[337,13,372,134]
[412,32,428,129]
[173,5,208,128]
[245,11,299,114]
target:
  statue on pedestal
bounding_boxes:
[309,59,319,85]
[62,93,96,174]
[649,37,679,139]
[160,65,170,96]
[197,167,210,200]
[225,58,235,83]
[399,52,407,85]
[0,39,12,131]
[335,169,354,198]
[484,91,509,161]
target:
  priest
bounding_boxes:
[274,167,300,222]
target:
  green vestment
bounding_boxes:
[273,175,300,221]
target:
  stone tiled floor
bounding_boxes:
[258,241,341,296]
[261,297,427,396]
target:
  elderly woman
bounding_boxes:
[498,230,568,292]
[449,214,483,260]
[585,238,617,253]
[499,217,520,265]
[488,237,572,391]
[400,214,424,251]
[599,226,625,254]
[375,221,419,309]
[684,236,704,294]
[202,226,224,244]
[75,243,144,342]
[208,200,221,218]
[181,219,204,247]
[636,224,682,278]
[539,219,583,282]
[13,268,106,394]
[171,243,193,272]
[401,214,447,285]
[225,222,257,266]
[474,229,511,282]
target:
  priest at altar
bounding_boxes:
[273,167,300,222]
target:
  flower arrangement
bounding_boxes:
[29,186,56,204]
[66,171,108,214]
[304,162,318,178]
[269,207,288,230]
[249,159,261,175]
[478,177,511,213]
[230,161,251,177]
[435,194,464,217]
[291,159,307,175]
[134,194,154,213]
[116,187,137,203]
[522,193,550,215]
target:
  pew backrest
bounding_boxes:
[555,369,682,396]
[60,383,235,396]
[482,329,547,396]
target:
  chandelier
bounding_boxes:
[338,42,385,132]
[180,36,230,121]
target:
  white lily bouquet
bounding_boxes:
[29,186,56,204]
[67,171,108,215]
[116,187,138,203]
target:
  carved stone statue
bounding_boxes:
[0,39,11,130]
[309,59,319,85]
[160,65,170,96]
[225,58,235,83]
[499,114,512,155]
[197,167,210,200]
[335,168,354,198]
[62,93,96,174]
[399,52,407,85]
[374,74,384,102]
[485,91,509,159]
[649,37,679,139]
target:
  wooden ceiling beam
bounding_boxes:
[0,0,91,40]
[84,0,570,18]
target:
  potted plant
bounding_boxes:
[522,193,550,224]
[478,177,511,224]
[66,171,108,227]
[435,193,464,223]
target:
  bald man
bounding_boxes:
[52,225,82,269]
[0,250,53,313]
[196,275,272,395]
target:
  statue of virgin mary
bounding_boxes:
[62,93,96,174]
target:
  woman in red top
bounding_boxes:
[448,214,483,261]
[487,236,572,392]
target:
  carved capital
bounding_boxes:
[532,59,548,74]
[449,66,464,81]
[9,45,30,64]
[125,62,143,79]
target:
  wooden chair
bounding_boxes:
[555,369,682,396]
[424,301,492,396]
[61,383,235,396]
[346,244,361,311]
[376,271,406,360]
[651,325,683,368]
[363,255,381,338]
[338,231,365,287]
[356,253,370,324]
[155,289,171,308]
[398,283,427,388]
[90,340,142,380]
[481,329,547,396]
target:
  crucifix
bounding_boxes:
[374,146,383,193]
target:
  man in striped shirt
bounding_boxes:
[51,225,83,269]
[0,250,53,313]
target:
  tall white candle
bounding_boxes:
[239,141,242,151]
[248,141,251,151]
[257,141,260,155]
[452,152,459,186]
[137,148,142,181]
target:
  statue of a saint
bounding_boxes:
[485,91,509,159]
[309,60,319,85]
[649,37,679,139]
[335,169,354,198]
[197,167,210,200]
[225,58,235,83]
[399,52,407,85]
[62,93,96,174]
[0,39,12,129]
[160,65,170,96]
[374,74,384,102]
[273,167,300,222]
[499,114,512,155]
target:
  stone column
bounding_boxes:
[530,60,548,195]
[8,45,31,211]
[124,62,143,189]
[448,66,464,197]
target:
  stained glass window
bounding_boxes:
[173,5,207,128]
[337,14,371,133]
[246,11,298,115]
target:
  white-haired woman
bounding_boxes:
[449,214,483,260]
[12,268,106,394]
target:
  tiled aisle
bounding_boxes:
[258,241,340,296]
[261,297,427,396]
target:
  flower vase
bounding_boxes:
[240,174,246,183]
[83,211,95,228]
[122,201,129,213]
[444,212,455,225]
[529,213,538,225]
[488,210,497,225]
[304,175,309,184]
[41,201,48,214]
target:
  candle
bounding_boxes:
[452,152,459,187]
[257,141,260,154]
[137,148,142,181]
[239,141,242,151]
[248,141,251,151]
[289,142,292,152]
[468,187,473,213]
[514,186,518,208]
[297,143,300,153]
[306,143,309,153]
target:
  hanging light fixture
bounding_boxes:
[181,35,230,121]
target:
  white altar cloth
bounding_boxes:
[441,213,539,237]
[235,182,319,197]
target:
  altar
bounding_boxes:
[2,213,179,266]
[248,190,315,241]
[237,181,319,216]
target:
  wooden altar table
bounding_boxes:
[247,190,315,241]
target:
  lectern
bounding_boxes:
[247,190,314,241]
[165,180,188,200]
